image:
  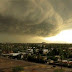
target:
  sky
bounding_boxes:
[0,0,72,43]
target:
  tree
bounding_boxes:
[66,48,70,66]
[59,48,64,69]
[54,69,65,72]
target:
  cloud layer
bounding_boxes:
[0,0,63,37]
[0,0,72,42]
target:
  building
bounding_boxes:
[43,49,49,54]
[27,49,33,54]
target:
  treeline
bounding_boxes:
[0,43,72,53]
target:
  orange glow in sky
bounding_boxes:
[44,29,72,43]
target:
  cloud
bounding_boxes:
[48,0,72,20]
[0,33,44,43]
[0,0,63,37]
[0,0,10,13]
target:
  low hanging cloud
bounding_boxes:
[0,0,64,37]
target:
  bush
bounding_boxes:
[54,69,65,72]
[12,66,24,72]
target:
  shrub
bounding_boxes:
[54,69,65,72]
[12,66,24,72]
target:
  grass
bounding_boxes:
[12,66,24,72]
[54,69,65,72]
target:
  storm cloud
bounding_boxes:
[0,0,72,42]
[0,0,63,37]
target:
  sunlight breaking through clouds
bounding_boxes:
[44,29,72,43]
[0,0,72,43]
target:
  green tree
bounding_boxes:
[59,48,64,69]
[66,48,70,66]
[54,69,65,72]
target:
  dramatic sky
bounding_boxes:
[0,0,72,43]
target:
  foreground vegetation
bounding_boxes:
[12,66,24,72]
[54,69,65,72]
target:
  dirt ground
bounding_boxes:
[0,57,72,72]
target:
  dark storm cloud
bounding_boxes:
[48,0,72,31]
[48,0,72,20]
[3,0,72,38]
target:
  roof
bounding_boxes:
[2,53,12,56]
[10,53,21,56]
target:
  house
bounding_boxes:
[51,48,54,50]
[62,59,72,66]
[27,49,33,53]
[41,56,47,61]
[69,47,72,52]
[69,47,72,50]
[69,47,72,54]
[55,55,61,61]
[48,59,54,64]
[35,49,39,53]
[9,53,22,59]
[10,53,20,56]
[1,53,12,58]
[68,58,72,65]
[43,49,49,54]
[62,60,67,63]
[19,52,27,59]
